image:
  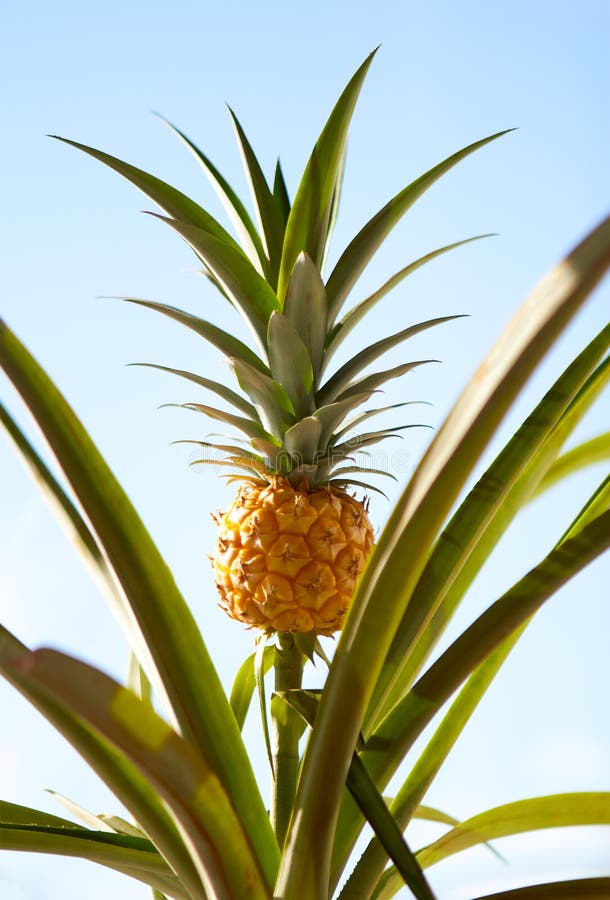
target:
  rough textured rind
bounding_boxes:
[212,479,374,634]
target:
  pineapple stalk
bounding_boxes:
[270,634,304,847]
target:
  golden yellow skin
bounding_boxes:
[213,479,374,634]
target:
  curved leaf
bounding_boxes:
[155,113,267,273]
[0,824,186,898]
[331,359,438,404]
[120,296,270,373]
[417,793,610,869]
[129,362,257,418]
[232,357,296,438]
[334,401,429,443]
[9,648,271,900]
[332,424,427,456]
[178,401,268,440]
[229,108,285,283]
[230,646,276,731]
[326,130,514,319]
[367,324,610,726]
[326,236,491,359]
[0,322,280,888]
[149,213,280,346]
[0,626,204,898]
[321,315,463,399]
[275,215,610,900]
[533,431,610,498]
[52,135,242,252]
[472,877,610,900]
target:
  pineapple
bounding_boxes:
[55,50,508,634]
[213,478,374,633]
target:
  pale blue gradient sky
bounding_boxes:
[1,2,609,898]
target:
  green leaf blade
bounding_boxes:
[0,321,280,888]
[52,135,243,252]
[277,50,377,301]
[326,129,514,319]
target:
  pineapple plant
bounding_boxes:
[1,48,610,900]
[52,49,498,639]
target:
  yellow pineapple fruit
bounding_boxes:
[59,50,505,634]
[213,479,374,633]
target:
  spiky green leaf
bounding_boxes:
[277,50,378,299]
[267,311,315,417]
[321,315,464,396]
[283,253,328,377]
[120,296,270,373]
[326,237,491,358]
[229,107,285,282]
[129,363,257,417]
[150,213,280,345]
[155,113,268,272]
[326,129,514,319]
[52,135,243,251]
[232,357,296,438]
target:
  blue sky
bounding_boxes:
[1,1,609,897]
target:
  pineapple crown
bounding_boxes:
[52,50,510,493]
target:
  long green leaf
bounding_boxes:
[367,324,610,726]
[278,692,435,900]
[0,402,179,730]
[334,401,428,443]
[275,215,610,900]
[273,158,291,227]
[155,113,268,273]
[336,630,521,898]
[0,824,187,898]
[120,297,270,373]
[0,799,93,830]
[326,129,514,320]
[325,237,491,361]
[0,322,280,888]
[230,646,276,731]
[129,363,257,418]
[320,315,463,400]
[0,402,105,576]
[533,431,610,498]
[418,793,610,868]
[9,648,271,900]
[344,759,437,900]
[52,135,243,253]
[332,359,437,403]
[232,358,296,438]
[331,424,426,457]
[472,877,610,899]
[150,213,280,345]
[359,507,610,838]
[277,50,377,300]
[177,402,269,440]
[0,626,204,898]
[228,108,285,283]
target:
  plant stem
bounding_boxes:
[271,633,304,849]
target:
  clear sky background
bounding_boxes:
[1,2,609,898]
